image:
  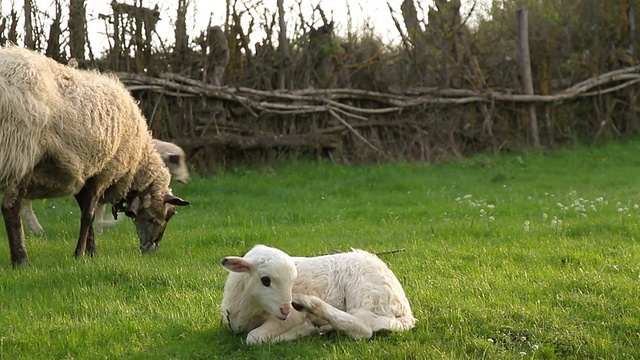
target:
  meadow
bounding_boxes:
[1,140,640,359]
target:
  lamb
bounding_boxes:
[22,139,191,234]
[0,46,190,266]
[220,244,416,344]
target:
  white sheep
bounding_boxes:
[0,46,190,266]
[151,139,190,184]
[220,244,416,344]
[22,139,191,234]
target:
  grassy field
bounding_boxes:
[1,140,640,359]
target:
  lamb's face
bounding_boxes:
[222,245,298,320]
[250,259,298,320]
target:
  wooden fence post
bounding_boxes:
[516,7,540,148]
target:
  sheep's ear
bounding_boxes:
[221,256,252,272]
[125,197,141,218]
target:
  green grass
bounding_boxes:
[2,140,640,359]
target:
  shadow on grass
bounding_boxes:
[120,320,421,360]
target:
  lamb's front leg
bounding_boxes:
[246,311,315,345]
[292,294,373,340]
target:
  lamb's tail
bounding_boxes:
[0,47,54,188]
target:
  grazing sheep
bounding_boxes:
[22,139,191,234]
[0,46,190,266]
[220,244,416,344]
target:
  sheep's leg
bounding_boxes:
[246,312,314,344]
[94,203,106,234]
[2,186,29,266]
[292,294,373,340]
[22,199,44,234]
[73,182,100,258]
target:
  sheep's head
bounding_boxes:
[153,139,191,184]
[163,153,190,184]
[117,190,190,251]
[222,245,298,320]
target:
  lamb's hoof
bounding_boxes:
[318,325,336,339]
[292,301,306,312]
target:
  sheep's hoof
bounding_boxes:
[292,301,306,312]
[11,256,29,267]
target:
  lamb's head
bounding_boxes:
[118,188,190,252]
[222,245,298,320]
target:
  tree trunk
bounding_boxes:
[628,0,635,59]
[69,0,86,60]
[401,0,421,43]
[277,0,288,90]
[23,0,34,49]
[174,0,188,71]
[45,0,63,61]
[111,2,121,69]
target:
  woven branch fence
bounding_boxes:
[115,64,640,171]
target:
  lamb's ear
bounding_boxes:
[221,256,252,272]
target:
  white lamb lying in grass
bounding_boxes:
[220,244,416,344]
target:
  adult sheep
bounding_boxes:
[0,46,190,266]
[22,139,191,234]
[220,244,416,344]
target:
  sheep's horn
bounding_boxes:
[125,197,141,218]
[164,194,190,206]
